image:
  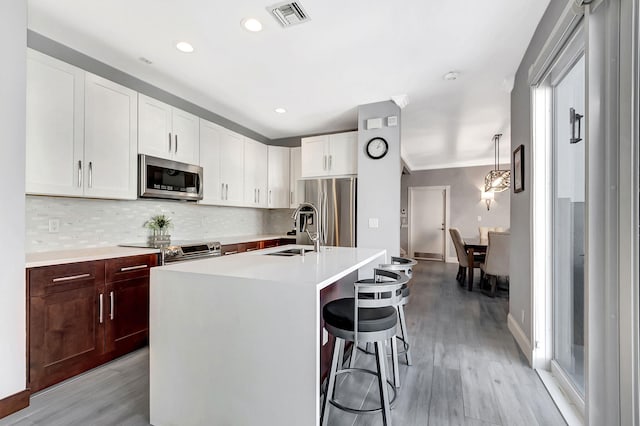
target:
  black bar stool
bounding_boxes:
[321,268,409,426]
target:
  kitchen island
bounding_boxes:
[149,245,386,426]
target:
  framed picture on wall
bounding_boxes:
[513,144,524,193]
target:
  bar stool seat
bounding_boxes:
[321,269,408,426]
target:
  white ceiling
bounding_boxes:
[27,0,549,171]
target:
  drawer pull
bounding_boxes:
[246,247,257,252]
[224,251,238,255]
[52,273,91,283]
[110,291,115,320]
[99,293,104,324]
[119,264,148,272]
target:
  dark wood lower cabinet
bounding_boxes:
[28,253,157,392]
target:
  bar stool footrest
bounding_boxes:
[357,339,410,357]
[326,368,397,414]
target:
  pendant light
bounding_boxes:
[484,133,511,193]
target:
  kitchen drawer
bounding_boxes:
[221,244,239,255]
[28,260,105,297]
[261,239,280,249]
[106,254,158,283]
[239,241,260,252]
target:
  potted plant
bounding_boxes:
[145,214,173,245]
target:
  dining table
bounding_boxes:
[464,238,488,291]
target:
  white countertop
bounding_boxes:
[156,244,385,290]
[26,246,161,268]
[216,234,293,245]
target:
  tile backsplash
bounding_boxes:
[26,196,295,252]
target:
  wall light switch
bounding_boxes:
[477,216,482,222]
[366,118,383,130]
[368,218,379,228]
[48,219,60,233]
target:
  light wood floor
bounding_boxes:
[0,261,565,426]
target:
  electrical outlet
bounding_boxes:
[322,328,328,346]
[477,216,482,222]
[48,219,60,233]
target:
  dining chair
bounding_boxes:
[449,228,483,285]
[480,231,510,297]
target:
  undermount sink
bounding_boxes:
[265,248,314,256]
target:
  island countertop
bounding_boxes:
[150,245,386,426]
[156,245,386,289]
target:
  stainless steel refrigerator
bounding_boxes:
[295,178,357,247]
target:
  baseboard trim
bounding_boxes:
[0,389,29,420]
[507,313,533,366]
[446,256,458,264]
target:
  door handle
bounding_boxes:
[109,291,115,320]
[269,190,272,205]
[52,273,91,283]
[175,134,178,153]
[225,184,229,200]
[168,133,172,152]
[88,161,93,188]
[258,189,260,203]
[323,155,327,170]
[119,264,148,272]
[328,155,332,170]
[221,183,225,200]
[570,107,584,144]
[78,160,82,187]
[99,293,104,324]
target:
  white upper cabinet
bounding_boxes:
[244,138,268,208]
[26,49,85,197]
[139,94,199,164]
[199,119,244,206]
[83,73,138,200]
[26,50,137,200]
[300,131,357,178]
[267,146,290,209]
[289,147,303,208]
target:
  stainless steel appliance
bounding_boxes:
[120,240,221,265]
[296,177,356,247]
[139,154,203,201]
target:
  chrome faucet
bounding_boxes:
[291,202,322,252]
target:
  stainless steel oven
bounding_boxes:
[139,154,203,201]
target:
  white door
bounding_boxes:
[289,147,303,208]
[243,138,266,207]
[219,131,244,205]
[138,94,172,159]
[199,119,222,205]
[267,146,290,208]
[83,73,137,200]
[25,49,85,197]
[328,131,357,176]
[300,135,328,178]
[409,186,446,261]
[172,108,199,164]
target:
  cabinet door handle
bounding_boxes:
[168,133,172,152]
[99,293,104,324]
[120,264,148,272]
[78,160,82,187]
[225,184,229,200]
[254,188,257,203]
[328,155,332,170]
[88,161,93,188]
[52,273,91,283]
[221,183,225,200]
[269,190,272,205]
[323,155,327,170]
[110,291,115,320]
[175,134,178,153]
[224,251,238,255]
[258,189,260,203]
[290,191,293,205]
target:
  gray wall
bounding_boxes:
[0,0,27,399]
[357,101,401,265]
[509,0,566,342]
[401,165,511,259]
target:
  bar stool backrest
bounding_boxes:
[379,256,417,279]
[353,269,408,346]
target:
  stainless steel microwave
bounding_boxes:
[139,155,203,201]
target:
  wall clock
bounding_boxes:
[366,137,388,159]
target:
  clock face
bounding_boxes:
[366,137,388,159]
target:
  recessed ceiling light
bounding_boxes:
[443,71,459,81]
[242,18,263,32]
[176,41,195,53]
[275,107,287,114]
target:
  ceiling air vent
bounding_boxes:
[268,1,310,28]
